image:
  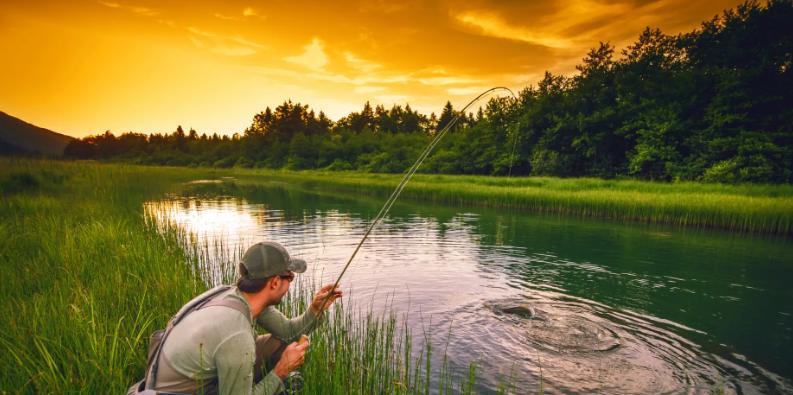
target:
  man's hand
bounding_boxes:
[273,341,309,379]
[310,284,343,314]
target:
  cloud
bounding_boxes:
[156,19,176,28]
[189,36,205,49]
[452,0,708,55]
[344,52,382,73]
[213,13,239,21]
[97,1,159,17]
[284,38,329,70]
[211,46,257,57]
[253,63,411,88]
[97,1,120,8]
[243,7,259,17]
[354,85,387,94]
[455,11,573,49]
[187,27,265,57]
[130,6,158,17]
[358,0,410,14]
[447,86,489,96]
[417,75,481,86]
[309,72,409,86]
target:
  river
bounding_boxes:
[144,180,793,394]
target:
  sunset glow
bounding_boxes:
[1,0,742,137]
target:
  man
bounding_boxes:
[149,241,342,394]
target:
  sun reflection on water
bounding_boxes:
[145,197,260,244]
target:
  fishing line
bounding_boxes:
[299,86,517,335]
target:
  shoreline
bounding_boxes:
[220,168,793,236]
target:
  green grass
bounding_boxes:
[0,159,212,392]
[225,170,793,235]
[0,159,511,394]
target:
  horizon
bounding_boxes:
[1,0,743,138]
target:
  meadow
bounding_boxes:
[0,159,501,394]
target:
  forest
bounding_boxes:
[64,1,793,183]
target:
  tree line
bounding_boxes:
[65,1,793,183]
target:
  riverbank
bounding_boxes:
[225,169,793,236]
[0,159,495,393]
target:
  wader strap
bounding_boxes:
[144,285,234,390]
[201,298,252,325]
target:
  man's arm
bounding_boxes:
[256,306,318,343]
[256,284,341,342]
[214,332,284,395]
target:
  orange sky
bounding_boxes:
[1,0,742,137]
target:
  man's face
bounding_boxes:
[273,271,294,304]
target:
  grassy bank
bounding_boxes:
[0,159,212,392]
[227,170,793,235]
[0,159,499,394]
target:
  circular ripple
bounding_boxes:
[494,304,536,319]
[489,301,621,353]
[523,311,621,353]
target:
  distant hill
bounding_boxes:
[0,111,74,156]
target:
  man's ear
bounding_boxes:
[267,276,279,290]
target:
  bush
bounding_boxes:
[423,149,463,174]
[213,156,237,168]
[234,157,254,168]
[701,156,775,184]
[358,152,407,173]
[325,159,353,171]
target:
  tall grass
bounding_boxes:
[0,159,509,394]
[229,170,793,235]
[0,159,212,392]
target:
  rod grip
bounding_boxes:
[298,335,309,346]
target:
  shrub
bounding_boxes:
[325,159,353,171]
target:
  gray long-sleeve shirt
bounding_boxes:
[155,287,318,395]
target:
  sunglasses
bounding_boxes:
[278,272,295,282]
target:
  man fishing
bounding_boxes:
[131,241,342,395]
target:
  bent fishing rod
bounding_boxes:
[300,86,518,337]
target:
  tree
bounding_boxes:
[437,101,457,133]
[170,125,187,152]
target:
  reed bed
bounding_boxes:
[238,171,793,235]
[0,159,507,394]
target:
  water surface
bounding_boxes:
[145,181,793,394]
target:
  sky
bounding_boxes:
[0,0,743,138]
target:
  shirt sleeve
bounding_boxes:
[255,306,319,343]
[214,331,284,395]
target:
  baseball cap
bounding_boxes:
[241,241,307,280]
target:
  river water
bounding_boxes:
[144,181,793,394]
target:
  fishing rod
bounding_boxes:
[300,86,518,337]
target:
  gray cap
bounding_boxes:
[241,241,307,280]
